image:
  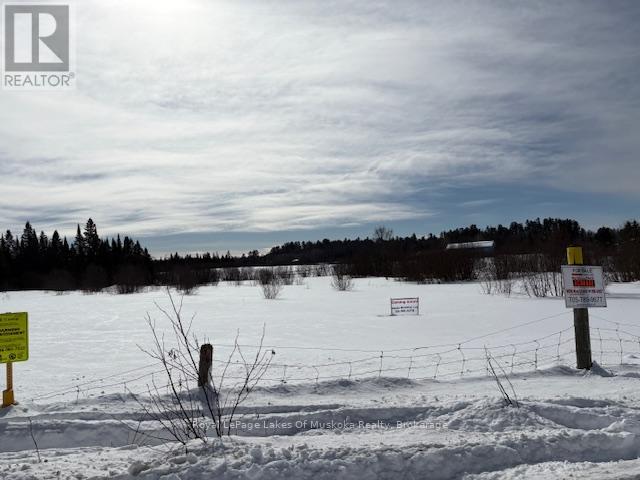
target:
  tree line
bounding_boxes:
[0,217,638,293]
[0,219,152,292]
[260,218,638,281]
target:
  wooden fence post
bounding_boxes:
[567,246,592,370]
[198,344,213,387]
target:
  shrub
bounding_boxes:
[257,269,283,299]
[114,264,147,294]
[274,266,294,285]
[331,264,354,291]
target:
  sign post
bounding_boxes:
[4,362,13,408]
[0,312,29,408]
[563,247,596,370]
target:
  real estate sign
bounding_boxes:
[0,312,29,363]
[391,297,419,316]
[561,266,606,308]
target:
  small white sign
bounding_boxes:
[561,265,607,308]
[391,297,419,316]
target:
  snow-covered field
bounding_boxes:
[2,277,640,479]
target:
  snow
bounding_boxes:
[1,277,640,478]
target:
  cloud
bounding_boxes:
[0,0,638,240]
[459,199,499,209]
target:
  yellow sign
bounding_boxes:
[0,313,28,363]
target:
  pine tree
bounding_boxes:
[74,224,85,256]
[123,237,132,256]
[63,237,70,252]
[84,218,100,257]
[3,230,17,258]
[21,222,38,252]
[51,230,62,253]
[38,231,49,253]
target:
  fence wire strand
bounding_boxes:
[27,313,640,403]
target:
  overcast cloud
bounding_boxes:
[1,0,638,252]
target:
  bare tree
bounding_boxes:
[331,264,354,291]
[478,259,513,297]
[134,289,275,446]
[374,225,394,242]
[257,268,283,299]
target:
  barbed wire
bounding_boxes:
[591,313,640,330]
[26,313,640,403]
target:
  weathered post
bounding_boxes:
[198,344,213,387]
[2,362,14,408]
[567,246,592,370]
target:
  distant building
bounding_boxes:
[445,240,495,252]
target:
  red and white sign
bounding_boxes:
[561,265,607,308]
[391,297,419,316]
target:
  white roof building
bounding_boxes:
[445,240,495,250]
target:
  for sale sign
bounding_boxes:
[561,266,606,308]
[391,297,419,316]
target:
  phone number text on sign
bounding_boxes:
[391,298,419,316]
[561,266,607,308]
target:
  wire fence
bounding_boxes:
[28,312,640,403]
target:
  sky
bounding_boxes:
[1,0,638,256]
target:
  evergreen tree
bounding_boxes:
[21,222,39,255]
[3,230,17,258]
[74,224,85,256]
[38,231,49,254]
[83,218,100,257]
[51,230,62,254]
